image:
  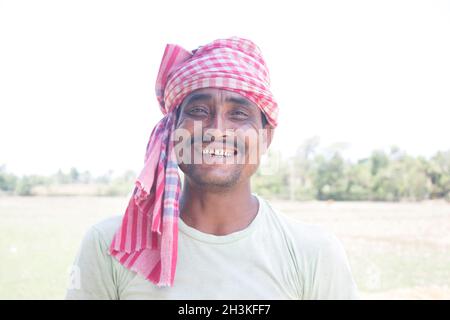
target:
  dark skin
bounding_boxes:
[175,88,274,236]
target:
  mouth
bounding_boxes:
[192,142,239,159]
[201,147,237,158]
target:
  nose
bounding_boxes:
[204,110,229,143]
[211,111,226,131]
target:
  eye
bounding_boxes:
[231,110,249,119]
[188,106,208,116]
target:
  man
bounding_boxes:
[65,37,359,299]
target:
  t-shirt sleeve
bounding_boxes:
[304,233,360,300]
[65,226,119,300]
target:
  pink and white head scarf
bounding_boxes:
[109,37,279,287]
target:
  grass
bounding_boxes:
[270,199,450,299]
[1,196,449,299]
[0,196,125,299]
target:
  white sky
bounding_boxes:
[1,0,449,175]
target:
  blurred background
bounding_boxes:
[0,0,449,299]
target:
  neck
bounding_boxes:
[179,178,259,236]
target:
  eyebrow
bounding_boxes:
[183,92,253,109]
[225,96,252,107]
[184,93,213,106]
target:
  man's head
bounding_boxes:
[153,37,278,192]
[174,87,273,191]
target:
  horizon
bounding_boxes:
[2,138,449,177]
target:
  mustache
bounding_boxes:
[187,135,246,154]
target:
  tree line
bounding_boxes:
[1,138,449,201]
[0,167,136,196]
[252,137,450,202]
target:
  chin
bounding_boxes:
[186,166,243,189]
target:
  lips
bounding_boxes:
[192,142,239,159]
[202,148,234,157]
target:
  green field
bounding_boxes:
[1,196,449,299]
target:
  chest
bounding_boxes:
[119,237,301,299]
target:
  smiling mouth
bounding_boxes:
[201,148,235,158]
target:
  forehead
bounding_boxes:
[181,88,257,109]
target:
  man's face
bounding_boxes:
[174,88,273,190]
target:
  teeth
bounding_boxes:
[201,148,233,157]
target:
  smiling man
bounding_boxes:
[65,37,359,300]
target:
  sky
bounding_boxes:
[1,0,449,175]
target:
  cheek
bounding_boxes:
[242,162,259,180]
[176,118,195,131]
[235,127,262,154]
[173,120,195,162]
[175,118,199,146]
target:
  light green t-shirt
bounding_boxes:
[65,195,359,300]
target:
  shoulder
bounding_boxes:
[286,215,342,255]
[260,197,346,260]
[75,215,122,260]
[73,215,123,265]
[259,198,359,299]
[86,215,123,247]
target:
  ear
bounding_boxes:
[175,105,182,127]
[261,123,274,154]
